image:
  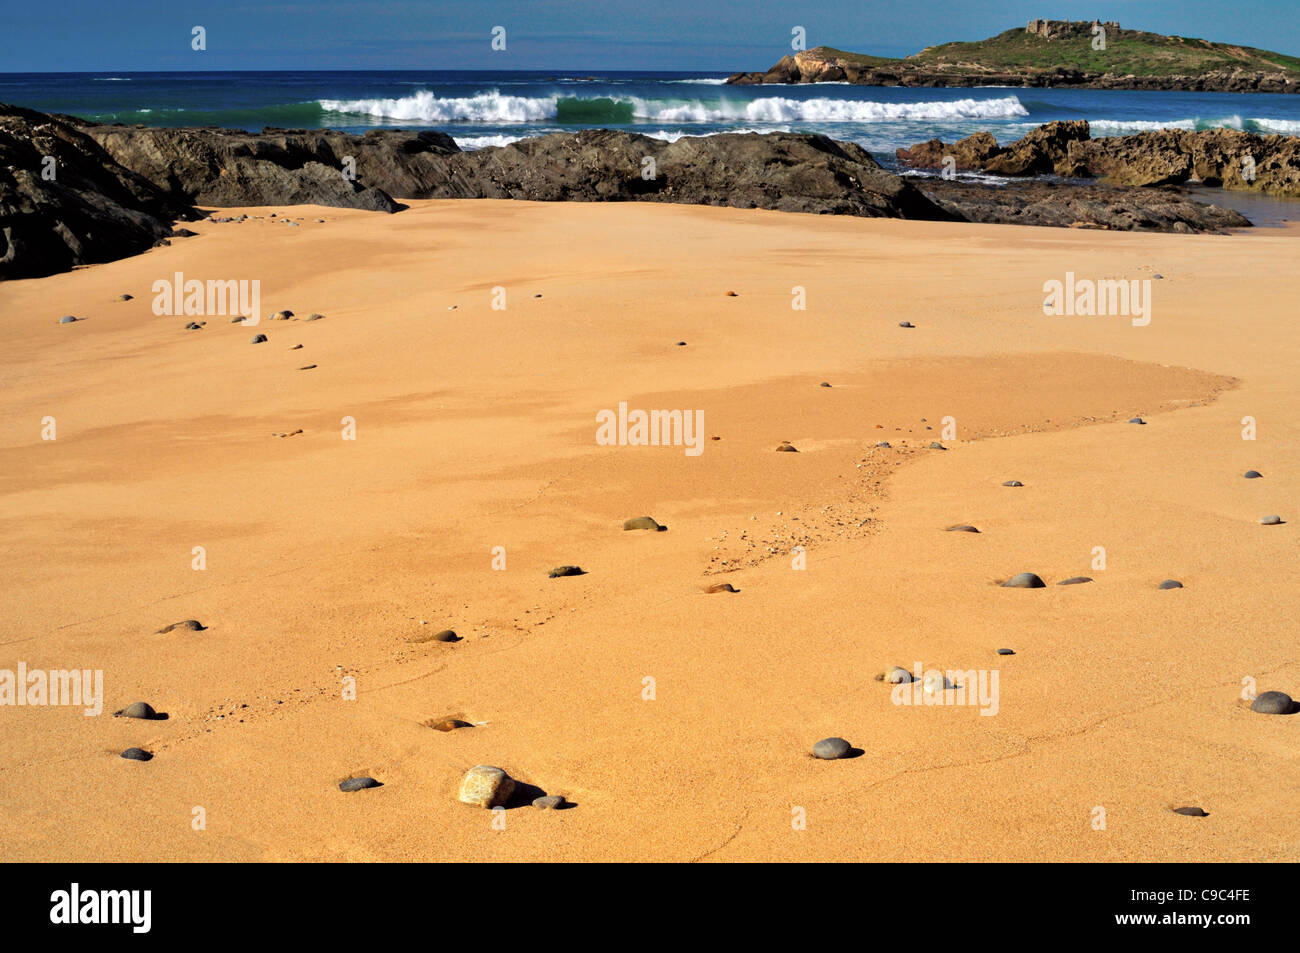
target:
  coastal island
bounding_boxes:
[726,19,1300,93]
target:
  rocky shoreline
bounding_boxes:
[1,104,1286,280]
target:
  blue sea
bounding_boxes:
[6,69,1300,168]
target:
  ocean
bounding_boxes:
[7,69,1300,167]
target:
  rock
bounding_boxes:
[1244,470,1263,479]
[946,524,979,533]
[927,442,946,450]
[271,310,293,320]
[533,795,566,809]
[898,321,915,328]
[896,131,1001,171]
[230,315,246,323]
[115,294,133,301]
[184,321,202,330]
[776,443,798,452]
[458,765,515,808]
[429,718,472,732]
[405,628,462,644]
[0,104,192,280]
[1260,515,1284,525]
[706,582,739,593]
[1057,576,1093,585]
[339,777,382,792]
[298,364,317,370]
[884,666,914,684]
[812,737,851,760]
[1173,806,1208,817]
[1157,579,1184,589]
[1002,480,1024,487]
[120,747,153,762]
[172,227,197,238]
[303,313,324,321]
[1250,691,1294,714]
[1002,572,1046,589]
[996,648,1015,656]
[1129,417,1146,424]
[114,701,158,719]
[250,334,267,343]
[819,381,832,387]
[58,315,78,324]
[155,619,205,633]
[623,516,666,532]
[923,672,953,693]
[549,565,585,577]
[875,441,891,448]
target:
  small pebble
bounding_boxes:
[706,582,738,594]
[996,648,1015,656]
[898,321,914,328]
[251,334,268,344]
[1057,576,1093,585]
[1260,515,1283,525]
[812,737,851,760]
[1157,579,1183,590]
[430,718,472,732]
[928,442,946,450]
[776,443,798,452]
[303,313,324,321]
[819,382,831,388]
[1002,480,1024,487]
[549,565,585,577]
[923,672,953,693]
[458,765,514,808]
[114,702,158,720]
[230,315,246,323]
[1250,691,1294,715]
[1173,806,1207,817]
[185,321,202,330]
[155,619,205,633]
[1002,572,1045,589]
[945,524,979,533]
[533,795,566,810]
[623,516,666,532]
[115,294,134,302]
[1129,417,1146,425]
[884,666,913,683]
[1244,470,1263,479]
[59,315,79,324]
[120,748,153,762]
[339,777,382,792]
[298,364,317,370]
[875,441,891,448]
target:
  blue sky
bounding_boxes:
[1,0,1297,71]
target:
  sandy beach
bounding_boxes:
[0,200,1296,861]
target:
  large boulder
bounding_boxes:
[0,104,192,280]
[896,132,1001,171]
[983,120,1091,175]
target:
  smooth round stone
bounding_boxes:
[875,441,891,448]
[1128,417,1146,425]
[922,672,953,693]
[706,582,738,593]
[1057,576,1093,585]
[272,310,293,320]
[996,648,1015,656]
[120,747,153,762]
[945,524,979,533]
[116,294,134,301]
[548,565,584,578]
[1244,470,1263,479]
[250,334,268,343]
[812,737,851,760]
[1173,806,1208,817]
[1157,579,1183,590]
[776,443,798,452]
[1261,515,1284,525]
[819,381,832,388]
[1250,691,1294,715]
[155,619,205,634]
[623,516,666,532]
[115,702,157,720]
[898,321,915,328]
[458,765,514,808]
[928,442,947,450]
[303,313,324,321]
[431,629,460,642]
[59,315,78,324]
[884,666,914,684]
[339,776,382,792]
[532,795,565,810]
[1002,480,1024,487]
[1153,273,1164,279]
[1002,572,1045,589]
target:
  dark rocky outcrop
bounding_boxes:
[0,104,194,280]
[898,120,1300,197]
[917,178,1250,232]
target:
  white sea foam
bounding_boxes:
[453,134,527,149]
[320,89,1030,124]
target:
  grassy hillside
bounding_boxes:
[809,26,1300,78]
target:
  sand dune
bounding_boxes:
[0,201,1295,860]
